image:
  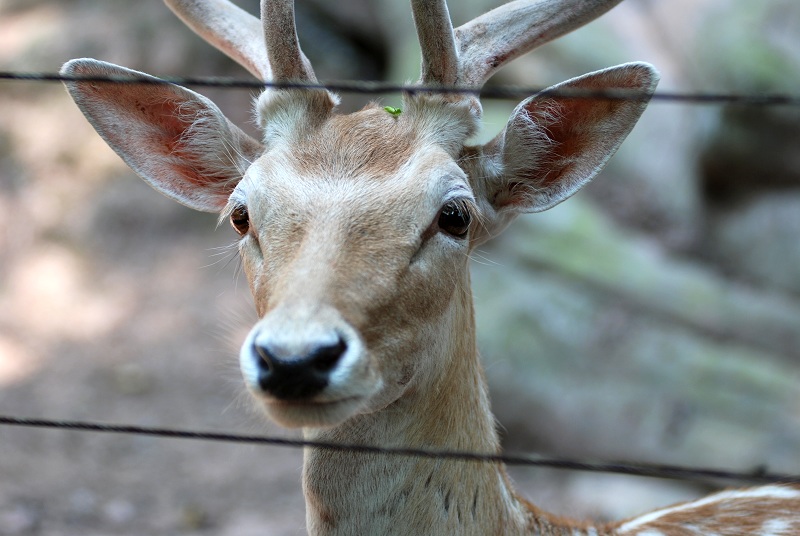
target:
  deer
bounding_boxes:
[60,0,800,534]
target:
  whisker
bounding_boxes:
[201,241,242,273]
[468,249,503,267]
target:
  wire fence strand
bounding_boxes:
[2,69,798,490]
[2,71,800,107]
[1,415,796,485]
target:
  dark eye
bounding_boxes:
[230,205,250,236]
[437,201,471,238]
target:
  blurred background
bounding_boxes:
[1,0,799,534]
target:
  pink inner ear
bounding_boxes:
[495,64,657,213]
[79,80,195,162]
[146,98,234,189]
[121,92,230,189]
[74,75,243,210]
[134,97,193,154]
[532,95,629,191]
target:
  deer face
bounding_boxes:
[228,102,479,427]
[61,1,657,431]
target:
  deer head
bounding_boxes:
[61,0,657,432]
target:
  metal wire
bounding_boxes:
[1,69,797,488]
[2,71,800,106]
[1,415,796,485]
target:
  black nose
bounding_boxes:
[252,337,347,400]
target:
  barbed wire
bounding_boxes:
[1,415,796,485]
[2,71,800,106]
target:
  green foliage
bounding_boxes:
[383,106,402,117]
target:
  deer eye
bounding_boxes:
[230,205,250,236]
[437,200,471,238]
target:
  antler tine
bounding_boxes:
[261,0,317,82]
[454,0,625,87]
[410,0,459,86]
[164,0,270,80]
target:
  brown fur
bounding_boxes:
[287,105,420,180]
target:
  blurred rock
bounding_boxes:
[0,500,41,535]
[102,498,137,526]
[475,200,800,472]
[706,192,800,294]
[180,503,211,531]
[67,488,97,523]
[701,108,800,205]
[698,103,800,295]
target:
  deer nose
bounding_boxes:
[252,336,347,400]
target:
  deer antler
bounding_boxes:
[412,0,625,88]
[164,0,269,80]
[261,0,317,82]
[410,0,459,86]
[165,0,317,83]
[169,0,622,88]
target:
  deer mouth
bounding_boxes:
[256,393,367,428]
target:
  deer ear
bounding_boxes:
[474,62,658,235]
[61,59,264,212]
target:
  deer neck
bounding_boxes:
[300,273,538,535]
